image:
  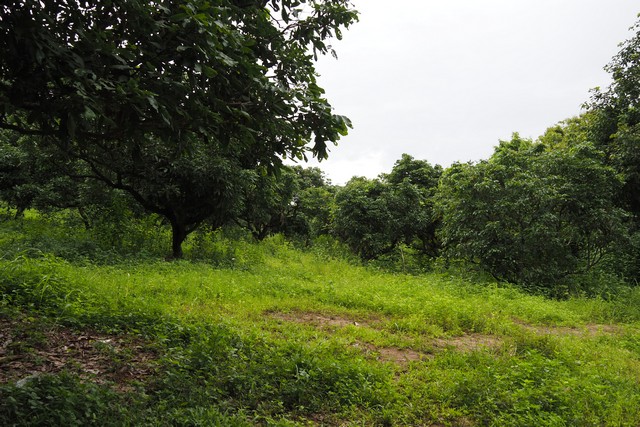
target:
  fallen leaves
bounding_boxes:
[0,313,158,391]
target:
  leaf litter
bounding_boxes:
[0,313,158,391]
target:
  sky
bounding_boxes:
[299,0,639,185]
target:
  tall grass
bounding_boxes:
[1,214,640,425]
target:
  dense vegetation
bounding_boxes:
[0,0,356,258]
[0,214,639,426]
[2,9,640,290]
[1,1,640,425]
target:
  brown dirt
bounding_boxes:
[270,310,372,329]
[268,310,503,365]
[356,334,502,366]
[351,341,429,365]
[0,314,158,390]
[513,318,620,337]
[434,334,503,352]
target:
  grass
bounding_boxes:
[1,213,640,425]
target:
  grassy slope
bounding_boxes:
[1,217,640,426]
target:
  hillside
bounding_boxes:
[1,216,640,426]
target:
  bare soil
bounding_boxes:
[0,314,158,390]
[269,310,503,365]
[512,318,620,337]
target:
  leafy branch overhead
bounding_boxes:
[0,0,357,258]
[0,0,355,158]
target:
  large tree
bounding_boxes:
[235,166,299,240]
[0,130,87,217]
[333,155,442,260]
[0,0,357,257]
[584,16,640,280]
[333,177,395,260]
[383,154,442,257]
[436,135,627,289]
[588,17,640,219]
[291,166,335,240]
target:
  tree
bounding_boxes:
[292,165,330,189]
[436,134,627,289]
[236,166,299,240]
[332,155,442,260]
[585,16,640,280]
[288,166,334,240]
[333,177,395,260]
[0,0,357,257]
[383,154,442,257]
[0,130,85,217]
[384,153,442,189]
[588,16,640,219]
[233,165,335,241]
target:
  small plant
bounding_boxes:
[0,372,132,426]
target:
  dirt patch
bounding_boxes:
[435,334,502,353]
[352,341,430,365]
[513,319,620,337]
[372,346,427,364]
[357,334,503,366]
[269,310,503,365]
[0,314,158,390]
[270,310,370,329]
[378,347,428,364]
[270,311,433,365]
[359,334,502,365]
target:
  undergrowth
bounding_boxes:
[1,214,640,425]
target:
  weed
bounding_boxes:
[0,372,134,426]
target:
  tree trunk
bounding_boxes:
[77,206,92,229]
[170,219,187,260]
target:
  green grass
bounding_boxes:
[1,215,640,425]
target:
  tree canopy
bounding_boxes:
[436,135,627,289]
[0,0,357,257]
[333,155,442,261]
[585,18,640,222]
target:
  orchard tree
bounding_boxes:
[0,130,86,217]
[436,135,627,289]
[588,16,640,219]
[383,154,442,256]
[289,166,335,239]
[292,165,329,189]
[333,155,442,260]
[539,115,640,281]
[333,177,395,259]
[236,166,300,240]
[0,0,357,258]
[537,114,598,151]
[234,165,333,241]
[584,16,640,280]
[385,153,442,189]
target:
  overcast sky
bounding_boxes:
[300,1,639,185]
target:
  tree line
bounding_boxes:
[0,2,639,293]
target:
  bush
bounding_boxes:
[436,136,627,290]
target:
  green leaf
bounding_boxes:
[83,107,97,120]
[216,52,237,67]
[148,96,159,112]
[203,66,218,78]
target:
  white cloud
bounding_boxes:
[310,0,639,184]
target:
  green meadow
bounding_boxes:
[1,214,640,426]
